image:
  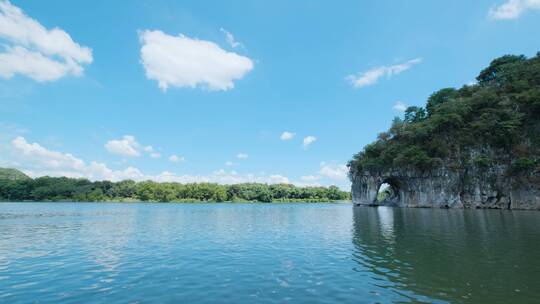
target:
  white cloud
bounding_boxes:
[4,136,292,185]
[292,161,351,190]
[169,154,184,163]
[393,101,407,112]
[237,153,249,159]
[0,46,78,81]
[347,58,422,88]
[280,131,295,141]
[12,136,84,171]
[8,136,144,181]
[154,170,290,185]
[303,136,317,149]
[105,135,141,157]
[0,1,92,81]
[225,161,234,166]
[191,170,290,185]
[220,28,242,48]
[105,136,162,159]
[163,170,290,185]
[489,0,540,20]
[139,30,254,91]
[319,162,348,180]
[1,137,354,190]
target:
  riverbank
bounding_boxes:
[1,199,352,203]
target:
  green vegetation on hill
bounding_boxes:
[349,52,540,176]
[0,168,31,180]
[0,170,350,202]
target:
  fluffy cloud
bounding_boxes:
[2,137,355,189]
[144,146,162,158]
[237,153,249,159]
[8,136,144,181]
[393,101,407,112]
[225,161,234,166]
[303,136,317,149]
[0,46,78,81]
[319,162,348,180]
[294,162,351,190]
[347,58,422,88]
[489,0,540,19]
[105,135,141,157]
[139,30,254,91]
[280,131,295,141]
[0,1,92,81]
[155,170,290,185]
[4,136,292,185]
[169,154,184,163]
[220,28,242,48]
[105,135,162,159]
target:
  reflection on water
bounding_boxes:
[352,207,540,303]
[376,207,395,242]
[0,203,539,303]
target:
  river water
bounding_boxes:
[0,202,538,303]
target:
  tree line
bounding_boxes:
[0,171,350,203]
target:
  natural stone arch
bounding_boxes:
[375,178,401,206]
[352,169,468,208]
[351,173,407,207]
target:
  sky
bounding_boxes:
[1,0,540,190]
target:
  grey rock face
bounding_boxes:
[351,165,540,210]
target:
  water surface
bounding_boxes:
[0,203,538,303]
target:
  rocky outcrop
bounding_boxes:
[351,165,540,210]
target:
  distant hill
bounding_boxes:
[0,168,31,180]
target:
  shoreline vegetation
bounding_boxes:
[0,168,351,203]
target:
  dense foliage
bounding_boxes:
[0,169,350,202]
[349,52,540,176]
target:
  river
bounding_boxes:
[0,202,538,303]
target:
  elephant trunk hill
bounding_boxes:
[348,53,540,210]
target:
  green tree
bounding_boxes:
[404,106,426,123]
[426,88,458,117]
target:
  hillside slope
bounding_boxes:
[0,168,31,181]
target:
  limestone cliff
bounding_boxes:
[351,164,540,210]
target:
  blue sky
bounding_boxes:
[1,0,540,189]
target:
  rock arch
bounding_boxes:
[376,178,401,206]
[351,173,407,207]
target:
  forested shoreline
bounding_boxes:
[0,168,350,203]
